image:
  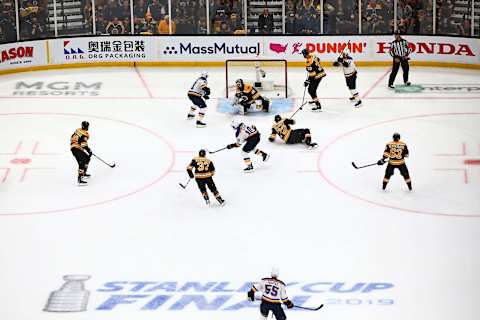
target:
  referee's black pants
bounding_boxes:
[388,59,409,86]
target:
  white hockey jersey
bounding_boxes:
[188,77,208,97]
[235,123,258,144]
[340,55,357,77]
[252,277,289,304]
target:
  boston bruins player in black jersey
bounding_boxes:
[187,149,225,206]
[234,79,270,115]
[377,133,412,190]
[70,121,92,185]
[302,48,326,112]
[269,115,318,149]
[247,267,294,320]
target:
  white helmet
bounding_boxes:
[231,120,241,130]
[271,266,279,278]
[200,71,208,79]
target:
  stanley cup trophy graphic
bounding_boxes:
[44,275,91,312]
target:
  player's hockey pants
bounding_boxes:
[188,94,207,108]
[71,148,90,176]
[384,163,410,182]
[243,133,261,153]
[307,77,322,99]
[345,72,357,90]
[195,177,219,197]
[286,129,310,144]
[388,59,409,85]
[260,301,287,320]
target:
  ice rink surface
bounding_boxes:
[0,64,479,320]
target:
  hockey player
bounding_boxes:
[247,267,294,320]
[226,120,269,172]
[269,114,318,149]
[302,48,326,112]
[187,71,210,128]
[187,149,225,206]
[377,132,412,190]
[233,79,270,115]
[333,51,362,107]
[70,121,92,185]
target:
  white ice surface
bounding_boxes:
[0,65,479,320]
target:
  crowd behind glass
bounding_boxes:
[0,0,478,43]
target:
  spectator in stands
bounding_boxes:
[397,0,413,33]
[416,9,433,34]
[285,13,298,34]
[323,0,336,34]
[158,14,176,34]
[106,17,125,34]
[300,12,319,34]
[198,19,208,34]
[286,0,296,16]
[364,0,387,33]
[218,21,231,34]
[228,12,241,33]
[149,0,166,21]
[137,11,157,34]
[30,16,44,38]
[176,11,196,34]
[103,0,123,22]
[134,0,148,19]
[257,7,274,34]
[0,2,17,42]
[96,15,107,34]
[120,0,131,20]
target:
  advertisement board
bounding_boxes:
[263,36,480,64]
[0,41,47,71]
[157,36,263,61]
[49,37,157,64]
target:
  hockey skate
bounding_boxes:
[187,113,195,120]
[83,173,91,179]
[311,104,322,112]
[77,176,88,186]
[244,164,254,173]
[196,120,206,128]
[307,142,318,150]
[261,152,270,162]
[217,197,225,206]
[354,100,362,107]
[349,96,356,101]
[388,84,395,89]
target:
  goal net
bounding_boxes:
[225,59,288,99]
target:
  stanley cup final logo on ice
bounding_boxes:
[44,275,91,312]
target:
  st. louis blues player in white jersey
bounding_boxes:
[333,51,362,107]
[187,71,211,127]
[248,267,294,320]
[226,120,269,172]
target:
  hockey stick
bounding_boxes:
[351,161,378,169]
[294,304,324,311]
[208,147,228,154]
[289,85,307,120]
[179,178,191,189]
[92,153,116,168]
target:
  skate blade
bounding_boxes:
[77,183,88,186]
[243,169,255,173]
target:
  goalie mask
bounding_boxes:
[235,79,244,90]
[200,71,208,79]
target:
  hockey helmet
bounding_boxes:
[200,70,208,79]
[274,114,282,123]
[81,121,90,130]
[231,120,241,130]
[301,48,309,58]
[235,79,244,89]
[198,149,206,157]
[393,132,401,141]
[271,266,279,278]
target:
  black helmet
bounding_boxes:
[81,121,89,130]
[274,114,282,122]
[301,48,309,58]
[199,149,206,157]
[393,133,400,141]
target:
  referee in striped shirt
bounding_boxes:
[388,30,412,89]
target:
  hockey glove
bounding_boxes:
[187,169,194,179]
[204,95,210,100]
[247,290,255,302]
[203,87,211,96]
[268,136,275,142]
[333,61,340,67]
[304,79,310,87]
[284,300,294,309]
[337,57,344,63]
[377,159,386,165]
[227,143,239,149]
[84,147,93,158]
